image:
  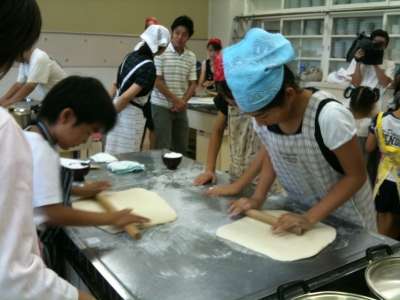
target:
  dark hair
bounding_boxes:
[370,29,389,48]
[258,65,302,111]
[38,76,117,133]
[171,15,194,38]
[207,42,222,52]
[138,43,153,57]
[344,86,379,114]
[216,81,234,100]
[0,0,42,79]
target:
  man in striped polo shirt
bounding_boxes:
[151,15,197,156]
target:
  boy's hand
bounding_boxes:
[226,197,263,218]
[193,171,217,186]
[74,181,112,198]
[202,183,242,197]
[111,209,150,227]
[270,212,316,232]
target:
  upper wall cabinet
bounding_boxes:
[237,0,400,80]
[246,0,390,14]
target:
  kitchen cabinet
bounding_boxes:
[233,0,400,81]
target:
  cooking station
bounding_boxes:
[61,150,399,300]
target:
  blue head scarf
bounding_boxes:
[223,28,297,113]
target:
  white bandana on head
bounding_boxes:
[140,25,171,53]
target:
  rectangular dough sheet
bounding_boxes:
[216,210,336,261]
[72,188,177,233]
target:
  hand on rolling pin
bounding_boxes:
[271,212,316,232]
[227,197,263,218]
[110,209,150,227]
[72,181,112,198]
[202,81,214,87]
[194,170,217,186]
[203,183,242,196]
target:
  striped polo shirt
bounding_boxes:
[151,42,197,109]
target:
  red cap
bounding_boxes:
[213,54,225,82]
[145,17,160,29]
[207,38,222,48]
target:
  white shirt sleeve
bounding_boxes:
[318,101,357,150]
[17,63,28,83]
[384,59,396,80]
[188,55,197,81]
[0,110,78,300]
[154,54,164,76]
[27,62,51,84]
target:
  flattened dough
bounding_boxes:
[72,188,177,233]
[216,210,336,261]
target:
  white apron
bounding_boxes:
[105,59,152,154]
[254,91,377,231]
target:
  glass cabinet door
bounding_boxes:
[384,13,400,69]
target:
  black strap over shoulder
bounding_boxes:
[129,100,144,109]
[314,98,344,175]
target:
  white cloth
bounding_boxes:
[0,109,78,299]
[107,161,145,173]
[17,48,67,96]
[355,117,372,138]
[140,25,170,53]
[253,91,376,231]
[90,152,118,163]
[24,131,62,226]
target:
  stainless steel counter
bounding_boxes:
[62,150,399,300]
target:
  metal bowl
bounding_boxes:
[277,280,375,300]
[365,245,400,300]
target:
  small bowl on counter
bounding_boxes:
[162,152,183,170]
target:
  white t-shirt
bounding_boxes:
[346,58,395,89]
[17,48,67,96]
[319,101,357,150]
[24,131,62,226]
[0,108,78,299]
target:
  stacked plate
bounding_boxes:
[351,0,366,3]
[344,40,354,55]
[332,40,345,58]
[337,0,350,4]
[312,0,324,6]
[289,21,301,35]
[288,0,300,8]
[303,40,322,57]
[359,21,374,35]
[335,18,347,34]
[300,0,311,7]
[305,20,320,35]
[346,18,359,35]
[374,22,383,30]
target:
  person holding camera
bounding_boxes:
[347,29,395,110]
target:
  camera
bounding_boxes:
[355,39,384,65]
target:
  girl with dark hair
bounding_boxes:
[196,38,222,96]
[196,55,285,196]
[215,28,376,232]
[106,25,170,154]
[344,86,380,186]
[366,94,400,240]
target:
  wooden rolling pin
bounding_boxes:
[85,180,141,240]
[244,209,305,236]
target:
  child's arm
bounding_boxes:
[365,132,378,152]
[41,205,150,227]
[71,181,112,198]
[193,111,227,186]
[203,146,268,197]
[272,135,368,231]
[114,83,143,113]
[196,66,206,95]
